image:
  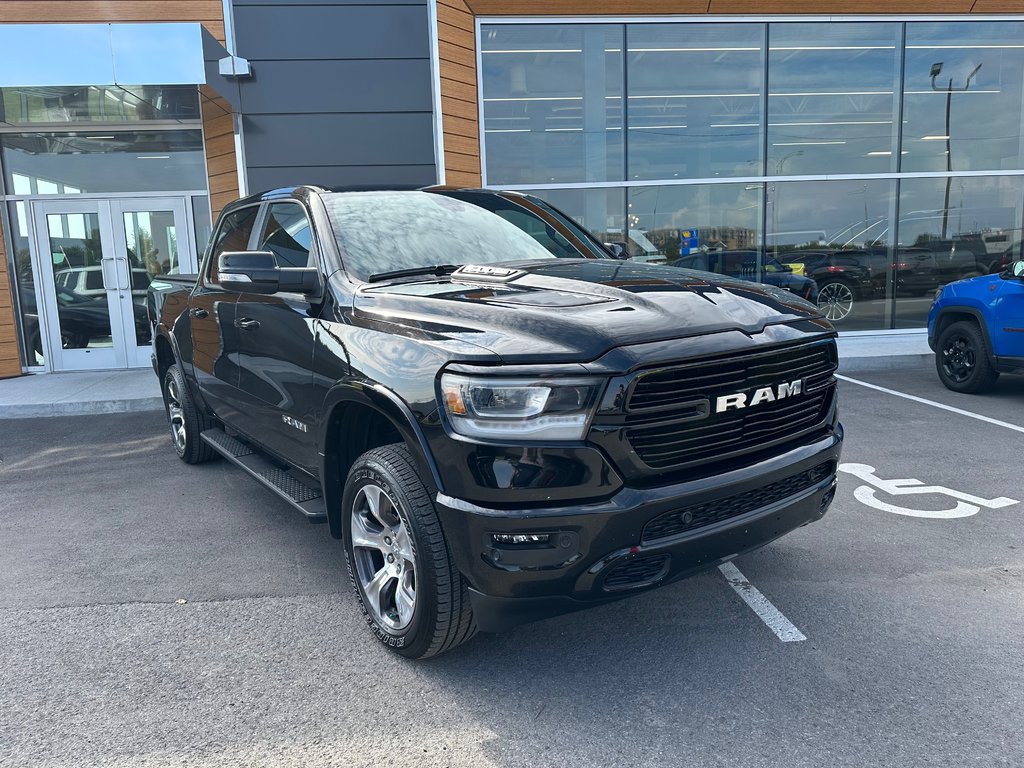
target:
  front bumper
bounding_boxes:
[435,425,843,632]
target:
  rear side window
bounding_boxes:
[85,270,104,290]
[207,206,260,283]
[256,203,314,268]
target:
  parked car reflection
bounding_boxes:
[668,249,819,302]
[20,285,151,358]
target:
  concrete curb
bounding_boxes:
[0,397,164,420]
[838,353,933,373]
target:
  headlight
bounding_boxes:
[440,373,603,440]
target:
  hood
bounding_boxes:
[352,260,830,363]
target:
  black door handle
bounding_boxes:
[190,307,209,319]
[235,317,261,331]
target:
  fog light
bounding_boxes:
[492,533,550,546]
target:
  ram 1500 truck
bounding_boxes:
[149,185,843,659]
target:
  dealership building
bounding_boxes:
[1,0,1023,378]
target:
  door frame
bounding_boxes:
[27,196,200,372]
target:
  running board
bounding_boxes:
[200,428,327,524]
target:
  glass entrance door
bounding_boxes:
[29,198,197,371]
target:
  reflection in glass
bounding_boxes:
[768,23,901,176]
[627,24,764,180]
[516,187,625,248]
[1,130,206,195]
[627,184,762,264]
[767,179,895,330]
[0,85,200,124]
[896,176,1024,327]
[45,213,115,354]
[481,24,624,185]
[8,201,40,364]
[903,22,1024,173]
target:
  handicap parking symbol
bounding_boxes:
[838,463,1020,519]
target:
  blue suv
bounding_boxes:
[928,260,1024,392]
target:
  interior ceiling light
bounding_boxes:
[772,141,847,146]
[920,135,950,140]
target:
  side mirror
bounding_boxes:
[604,242,629,260]
[218,250,319,295]
[1012,260,1024,279]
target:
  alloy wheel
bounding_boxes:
[817,282,854,321]
[941,335,976,383]
[351,483,417,632]
[165,377,187,453]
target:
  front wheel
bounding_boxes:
[343,444,477,659]
[816,280,855,322]
[935,320,999,393]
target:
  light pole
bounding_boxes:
[930,61,982,239]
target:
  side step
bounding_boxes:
[201,428,327,524]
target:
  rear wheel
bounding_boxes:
[343,444,476,659]
[816,280,855,321]
[935,320,999,393]
[162,363,217,463]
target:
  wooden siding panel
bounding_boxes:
[437,5,474,33]
[440,59,476,87]
[0,219,21,378]
[970,0,1024,10]
[469,0,709,13]
[709,0,971,9]
[445,151,481,174]
[444,114,480,140]
[1,2,224,23]
[440,41,477,71]
[201,86,239,218]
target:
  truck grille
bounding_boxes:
[641,461,835,543]
[625,341,837,470]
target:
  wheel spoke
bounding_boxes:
[395,576,415,625]
[350,511,388,552]
[394,523,414,561]
[363,567,395,616]
[362,485,395,530]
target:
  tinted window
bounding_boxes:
[325,192,595,280]
[257,203,314,268]
[85,270,103,290]
[207,206,260,283]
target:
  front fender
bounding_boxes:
[317,380,445,539]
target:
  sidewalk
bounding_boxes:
[0,334,932,419]
[0,369,163,419]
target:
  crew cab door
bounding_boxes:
[190,205,260,418]
[231,201,321,473]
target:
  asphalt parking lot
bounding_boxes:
[1,364,1022,768]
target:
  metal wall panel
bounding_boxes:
[233,1,437,194]
[236,60,432,114]
[234,5,429,60]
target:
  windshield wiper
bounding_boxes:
[367,264,461,283]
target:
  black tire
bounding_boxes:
[162,363,217,464]
[343,443,477,659]
[935,320,999,394]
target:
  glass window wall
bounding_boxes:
[480,20,1024,331]
[896,175,1024,327]
[1,130,206,195]
[481,25,624,185]
[0,85,200,125]
[902,22,1024,173]
[626,24,764,181]
[768,23,902,176]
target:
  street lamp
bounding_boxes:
[930,61,982,239]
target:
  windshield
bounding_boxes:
[324,191,590,280]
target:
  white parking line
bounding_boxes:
[836,374,1024,435]
[718,561,807,643]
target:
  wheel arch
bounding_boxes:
[319,383,444,539]
[934,307,995,360]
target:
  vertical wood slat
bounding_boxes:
[437,0,482,186]
[0,218,23,378]
[201,86,240,221]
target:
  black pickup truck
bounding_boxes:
[149,185,843,658]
